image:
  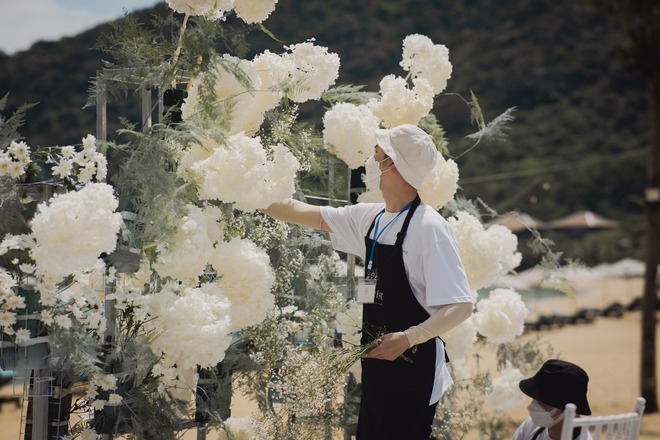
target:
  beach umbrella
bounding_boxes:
[547,210,618,231]
[489,212,547,233]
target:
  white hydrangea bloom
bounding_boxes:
[30,183,122,279]
[178,135,217,173]
[166,0,233,19]
[193,133,299,212]
[284,41,340,103]
[233,0,278,23]
[419,155,459,210]
[322,103,379,169]
[400,34,452,95]
[448,211,522,290]
[368,75,434,128]
[473,288,529,344]
[182,55,272,136]
[154,205,222,283]
[485,365,527,410]
[442,317,477,362]
[208,237,275,331]
[144,283,232,370]
[251,50,288,113]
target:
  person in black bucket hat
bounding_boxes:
[511,359,592,440]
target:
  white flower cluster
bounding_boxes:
[322,103,379,169]
[400,34,453,95]
[234,0,278,24]
[30,183,122,280]
[144,283,233,370]
[193,133,299,212]
[419,154,459,210]
[321,33,455,177]
[442,318,477,364]
[448,211,522,290]
[166,0,233,20]
[47,265,109,336]
[283,41,340,103]
[209,237,275,332]
[0,141,30,179]
[182,43,339,135]
[473,288,529,345]
[442,318,478,381]
[485,365,527,410]
[182,55,267,136]
[85,373,123,410]
[0,268,22,332]
[368,75,434,128]
[166,0,277,23]
[0,234,32,256]
[51,135,108,184]
[154,204,224,283]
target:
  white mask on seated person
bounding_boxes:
[527,400,565,428]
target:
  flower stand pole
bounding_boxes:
[0,285,54,440]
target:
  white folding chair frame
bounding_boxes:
[560,397,646,440]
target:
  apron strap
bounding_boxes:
[366,209,385,238]
[395,195,421,248]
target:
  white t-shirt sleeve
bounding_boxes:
[320,203,384,259]
[420,222,473,307]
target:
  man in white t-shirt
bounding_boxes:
[512,359,592,440]
[263,124,473,440]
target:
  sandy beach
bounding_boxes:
[1,275,659,439]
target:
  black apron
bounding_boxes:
[357,195,439,440]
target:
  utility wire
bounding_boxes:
[459,148,646,185]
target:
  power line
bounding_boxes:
[459,148,646,185]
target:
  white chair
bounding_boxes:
[560,397,646,440]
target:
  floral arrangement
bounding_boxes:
[0,2,568,439]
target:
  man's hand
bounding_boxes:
[363,332,411,361]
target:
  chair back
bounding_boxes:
[559,397,646,440]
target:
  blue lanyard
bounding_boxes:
[366,201,413,275]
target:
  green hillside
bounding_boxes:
[0,0,649,264]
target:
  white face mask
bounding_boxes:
[364,156,393,187]
[527,400,565,428]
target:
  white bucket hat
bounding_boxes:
[374,124,438,190]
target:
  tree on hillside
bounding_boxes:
[587,0,659,413]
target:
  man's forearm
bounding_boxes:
[403,302,473,346]
[262,199,332,232]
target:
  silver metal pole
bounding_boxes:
[31,369,49,440]
[96,71,107,142]
[141,86,152,131]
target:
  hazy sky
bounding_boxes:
[0,0,162,55]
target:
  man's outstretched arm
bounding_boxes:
[262,199,333,233]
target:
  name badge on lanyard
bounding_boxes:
[357,279,377,304]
